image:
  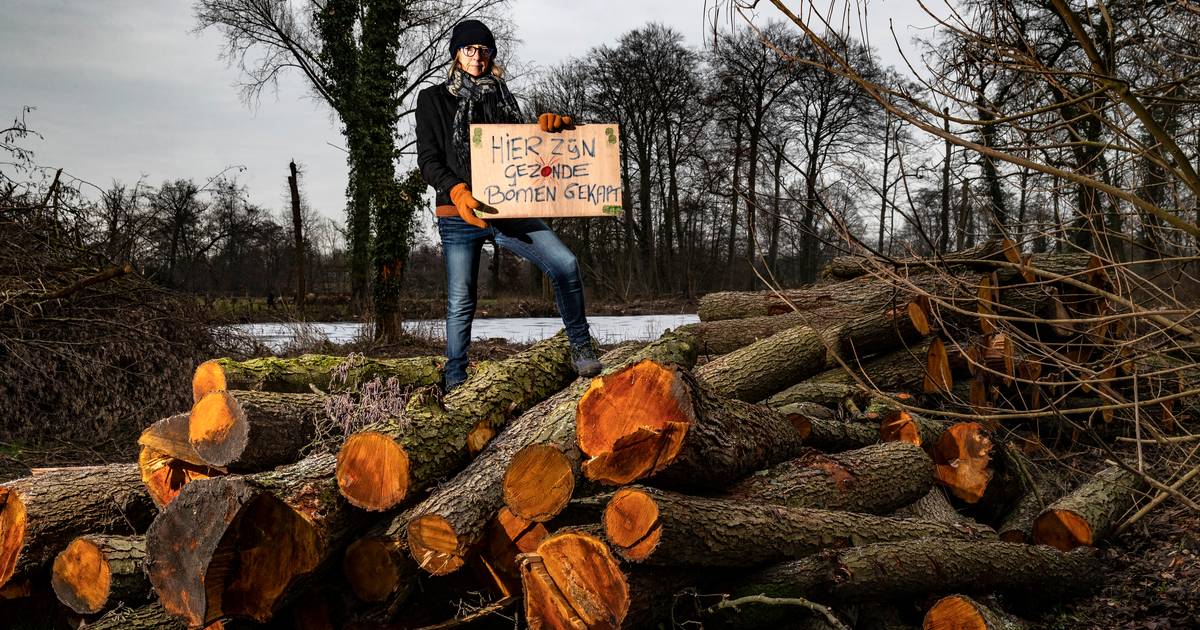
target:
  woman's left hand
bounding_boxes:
[538,113,574,132]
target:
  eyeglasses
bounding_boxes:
[461,45,493,58]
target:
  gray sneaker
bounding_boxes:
[571,343,603,377]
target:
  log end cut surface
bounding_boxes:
[503,444,575,522]
[50,537,111,614]
[577,360,693,485]
[147,477,321,625]
[1032,509,1093,551]
[193,359,228,404]
[336,432,410,511]
[881,410,922,445]
[0,487,26,588]
[139,446,219,508]
[522,532,629,630]
[343,537,409,603]
[931,423,993,504]
[189,391,249,468]
[407,514,465,575]
[923,595,992,630]
[604,487,661,562]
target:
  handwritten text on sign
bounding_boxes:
[469,123,623,218]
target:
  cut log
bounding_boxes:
[697,277,908,321]
[520,531,628,630]
[402,333,697,576]
[139,413,223,508]
[717,539,1100,627]
[893,488,987,530]
[145,453,366,627]
[924,594,1025,630]
[677,306,853,355]
[765,382,867,412]
[811,339,934,393]
[721,442,933,514]
[785,410,880,452]
[0,464,155,589]
[52,534,149,615]
[138,446,223,510]
[192,354,444,401]
[503,443,580,523]
[695,325,828,402]
[484,507,549,586]
[998,476,1064,544]
[924,338,953,394]
[880,407,948,448]
[336,332,575,511]
[1032,465,1143,551]
[577,360,805,488]
[603,485,992,567]
[930,423,993,503]
[342,534,416,605]
[189,389,327,470]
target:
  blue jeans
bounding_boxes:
[437,216,592,389]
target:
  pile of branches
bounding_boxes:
[0,206,216,453]
[2,244,1192,629]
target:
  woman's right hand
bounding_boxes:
[449,183,495,228]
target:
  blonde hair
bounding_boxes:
[447,54,505,80]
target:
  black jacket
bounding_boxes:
[415,82,524,207]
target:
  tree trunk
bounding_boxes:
[722,442,933,514]
[697,276,921,321]
[787,413,881,452]
[604,485,991,567]
[192,354,443,401]
[1032,465,1143,551]
[189,390,327,470]
[998,475,1064,543]
[52,535,149,615]
[335,332,575,511]
[765,381,868,412]
[0,464,156,589]
[810,339,935,394]
[716,539,1100,628]
[695,325,828,402]
[145,454,365,627]
[502,442,581,523]
[341,523,418,606]
[288,160,306,308]
[578,360,805,487]
[893,487,986,530]
[400,334,698,576]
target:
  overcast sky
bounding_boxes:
[1,1,931,234]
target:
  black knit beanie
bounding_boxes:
[449,20,496,58]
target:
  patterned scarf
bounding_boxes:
[446,66,523,168]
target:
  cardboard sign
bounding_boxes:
[469,123,623,218]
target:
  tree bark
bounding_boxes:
[998,475,1064,544]
[289,160,306,308]
[811,339,935,393]
[145,454,366,627]
[697,276,918,321]
[722,442,934,514]
[716,539,1101,628]
[578,361,805,487]
[401,334,698,576]
[192,354,443,401]
[335,332,575,511]
[765,382,868,413]
[695,325,828,402]
[0,464,155,589]
[893,488,986,530]
[189,390,327,470]
[52,534,149,615]
[82,602,192,630]
[604,485,992,567]
[1032,465,1143,551]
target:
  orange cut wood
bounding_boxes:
[51,534,148,615]
[924,338,953,394]
[930,422,994,503]
[503,443,576,522]
[521,531,629,630]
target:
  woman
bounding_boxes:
[415,19,602,391]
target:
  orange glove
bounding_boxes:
[449,183,494,228]
[538,112,573,132]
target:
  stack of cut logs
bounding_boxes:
[1,240,1183,629]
